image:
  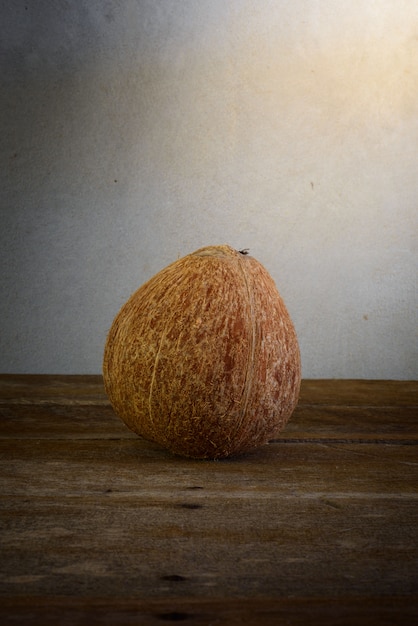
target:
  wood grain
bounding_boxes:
[0,376,417,625]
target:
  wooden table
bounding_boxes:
[0,375,417,625]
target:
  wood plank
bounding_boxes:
[1,485,416,575]
[1,438,417,497]
[1,439,417,602]
[1,596,418,626]
[298,379,418,406]
[1,397,417,443]
[0,404,135,439]
[281,404,418,442]
[1,491,417,602]
[0,375,105,404]
[0,402,417,442]
[0,376,417,625]
[1,375,417,407]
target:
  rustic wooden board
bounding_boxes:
[1,596,418,626]
[0,376,417,625]
[0,375,105,405]
[1,402,417,442]
[1,442,417,595]
[298,378,418,406]
[1,375,416,405]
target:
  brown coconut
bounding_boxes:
[103,245,301,459]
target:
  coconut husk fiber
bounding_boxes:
[103,245,301,459]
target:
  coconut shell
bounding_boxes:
[103,245,301,459]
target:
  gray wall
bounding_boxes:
[1,0,417,378]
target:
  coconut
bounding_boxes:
[103,245,301,459]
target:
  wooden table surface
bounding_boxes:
[0,375,417,625]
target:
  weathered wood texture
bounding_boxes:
[0,376,417,625]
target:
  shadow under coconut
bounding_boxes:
[128,435,293,464]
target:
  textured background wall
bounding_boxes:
[1,0,417,378]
